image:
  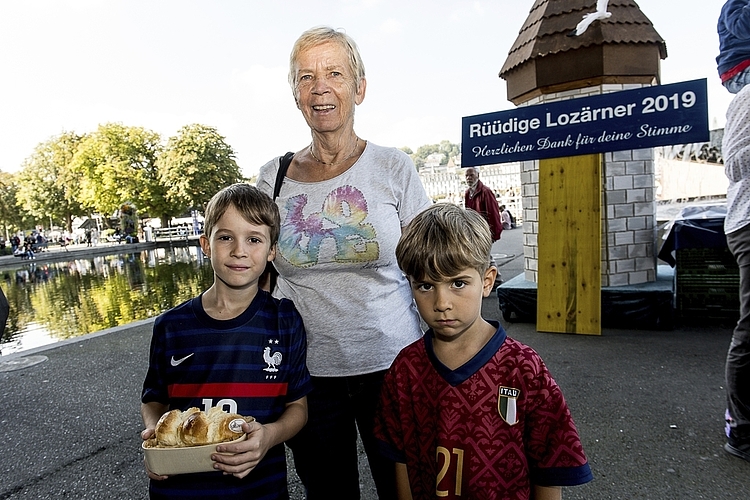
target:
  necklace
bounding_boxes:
[309,138,360,166]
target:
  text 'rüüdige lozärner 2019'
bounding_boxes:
[468,90,698,139]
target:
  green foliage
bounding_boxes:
[7,121,246,234]
[0,171,26,236]
[158,124,243,214]
[70,123,168,220]
[405,140,461,169]
[7,125,465,239]
[16,131,87,231]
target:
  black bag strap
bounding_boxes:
[273,152,295,200]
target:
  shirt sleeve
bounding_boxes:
[256,157,279,197]
[724,85,750,183]
[524,356,593,487]
[391,149,432,227]
[723,2,750,40]
[278,299,313,402]
[374,363,407,463]
[483,189,504,241]
[141,316,169,404]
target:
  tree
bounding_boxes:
[438,140,461,164]
[409,141,461,169]
[16,132,88,232]
[416,144,441,158]
[70,123,168,221]
[158,124,243,217]
[0,171,28,238]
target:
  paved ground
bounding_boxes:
[1,226,749,499]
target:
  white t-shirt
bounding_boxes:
[257,142,432,376]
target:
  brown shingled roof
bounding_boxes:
[500,0,667,78]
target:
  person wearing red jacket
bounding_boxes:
[464,167,503,242]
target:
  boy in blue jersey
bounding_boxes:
[140,183,312,499]
[375,204,592,500]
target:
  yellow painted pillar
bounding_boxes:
[537,154,602,335]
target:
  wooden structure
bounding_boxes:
[499,0,667,334]
[537,155,602,333]
[501,0,667,105]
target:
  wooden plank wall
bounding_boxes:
[537,154,602,335]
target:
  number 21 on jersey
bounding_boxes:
[436,446,464,497]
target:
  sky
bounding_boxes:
[0,0,730,178]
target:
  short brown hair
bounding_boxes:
[203,183,280,244]
[396,203,492,282]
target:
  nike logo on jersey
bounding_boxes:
[171,353,194,366]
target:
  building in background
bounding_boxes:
[417,161,523,224]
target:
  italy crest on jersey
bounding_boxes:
[498,386,520,425]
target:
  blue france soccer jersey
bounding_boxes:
[142,290,311,500]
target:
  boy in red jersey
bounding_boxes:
[375,203,592,500]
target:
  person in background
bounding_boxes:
[256,26,432,499]
[464,167,503,242]
[722,83,750,463]
[499,204,513,231]
[140,184,312,498]
[22,240,34,260]
[717,0,750,94]
[376,203,593,499]
[10,235,20,253]
[465,166,503,288]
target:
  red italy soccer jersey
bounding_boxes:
[375,322,592,500]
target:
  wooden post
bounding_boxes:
[537,154,602,335]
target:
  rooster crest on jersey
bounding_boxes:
[263,346,283,372]
[498,386,520,425]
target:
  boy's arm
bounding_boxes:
[395,462,413,500]
[140,401,170,480]
[211,396,308,479]
[533,485,562,500]
[140,401,169,440]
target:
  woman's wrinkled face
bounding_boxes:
[292,41,366,135]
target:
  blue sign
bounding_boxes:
[461,79,710,167]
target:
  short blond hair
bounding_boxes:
[288,26,366,93]
[396,204,492,282]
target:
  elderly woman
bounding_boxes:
[257,26,431,499]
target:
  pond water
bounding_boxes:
[0,245,215,356]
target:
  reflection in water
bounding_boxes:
[0,245,214,356]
